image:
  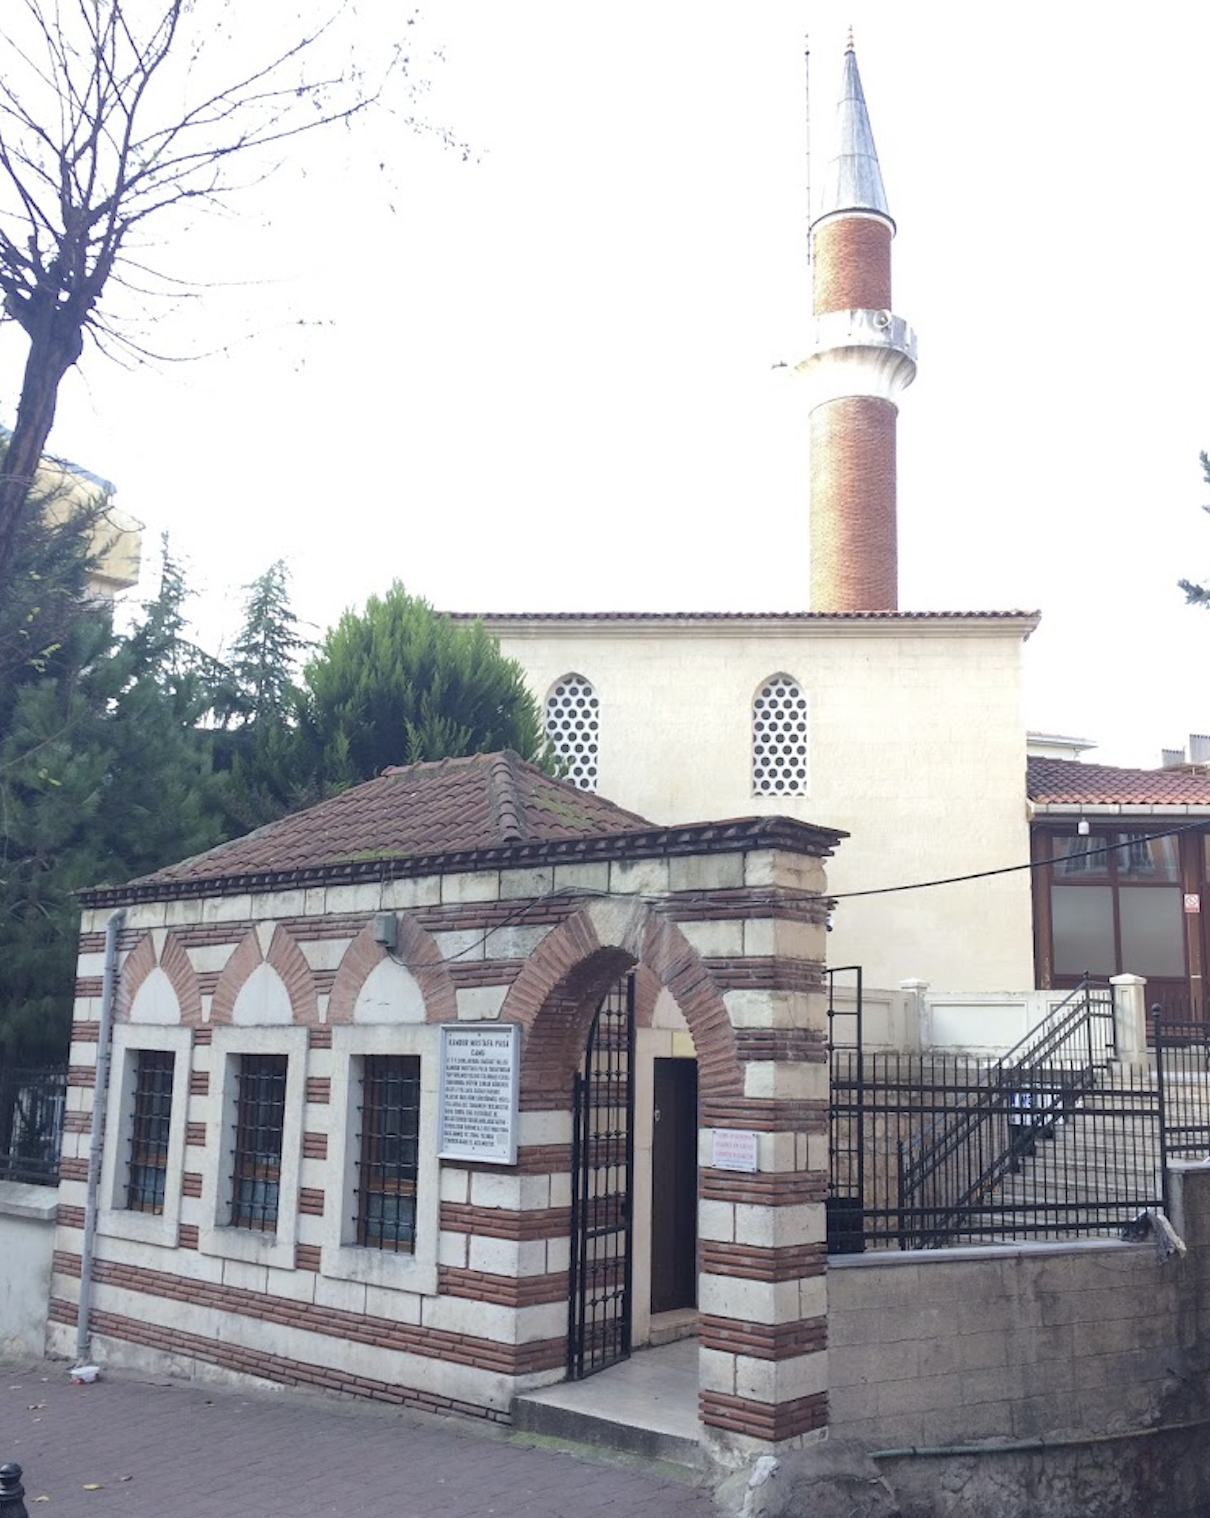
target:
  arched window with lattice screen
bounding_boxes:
[544,673,599,791]
[752,673,808,795]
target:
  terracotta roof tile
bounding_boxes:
[1027,756,1210,807]
[124,752,654,891]
[82,752,847,907]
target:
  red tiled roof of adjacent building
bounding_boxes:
[81,751,846,906]
[1028,756,1210,807]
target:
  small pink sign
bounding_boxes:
[712,1128,759,1173]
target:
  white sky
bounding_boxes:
[5,2,1210,769]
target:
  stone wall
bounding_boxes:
[0,1181,57,1359]
[829,1166,1210,1452]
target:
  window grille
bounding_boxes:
[544,674,599,791]
[752,674,808,795]
[355,1055,420,1252]
[230,1055,288,1231]
[127,1050,175,1214]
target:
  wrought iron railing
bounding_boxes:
[829,975,1166,1250]
[0,1063,67,1186]
[1155,1014,1210,1162]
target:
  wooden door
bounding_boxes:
[650,1058,697,1314]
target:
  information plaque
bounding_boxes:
[437,1024,520,1165]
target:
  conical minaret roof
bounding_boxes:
[811,40,892,229]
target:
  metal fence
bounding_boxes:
[0,1064,68,1185]
[1155,1015,1210,1162]
[829,976,1166,1252]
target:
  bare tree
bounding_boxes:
[0,0,402,581]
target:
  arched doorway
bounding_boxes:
[568,972,635,1379]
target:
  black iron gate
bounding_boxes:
[567,973,635,1380]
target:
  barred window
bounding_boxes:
[127,1050,175,1214]
[544,674,599,791]
[231,1055,288,1231]
[356,1056,421,1252]
[752,673,808,795]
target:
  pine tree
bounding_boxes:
[0,536,227,1059]
[297,585,549,791]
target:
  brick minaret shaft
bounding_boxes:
[798,42,916,612]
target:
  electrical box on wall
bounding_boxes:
[371,912,398,950]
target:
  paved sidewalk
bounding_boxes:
[1,1360,718,1517]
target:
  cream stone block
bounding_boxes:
[679,920,745,959]
[517,1110,572,1146]
[698,1274,800,1324]
[438,1231,468,1268]
[467,1234,522,1276]
[442,871,501,904]
[768,918,825,962]
[583,894,648,951]
[669,853,744,891]
[552,861,610,893]
[380,875,441,909]
[740,917,775,958]
[723,989,794,1030]
[299,938,349,973]
[650,990,687,1033]
[788,990,828,1030]
[736,1350,827,1404]
[468,1170,522,1210]
[517,1173,554,1209]
[202,894,250,923]
[75,949,109,979]
[500,866,554,900]
[549,1172,572,1209]
[439,1167,470,1202]
[517,1301,567,1343]
[303,887,328,917]
[455,986,508,1020]
[251,889,304,920]
[699,1200,737,1243]
[220,1257,270,1295]
[545,1236,571,1274]
[798,1274,827,1321]
[163,898,204,926]
[608,858,669,897]
[484,924,552,959]
[433,929,485,963]
[364,1284,423,1324]
[755,1132,798,1170]
[744,851,826,895]
[743,1061,826,1102]
[270,1264,319,1305]
[323,883,384,915]
[421,1293,517,1342]
[733,1202,822,1250]
[699,1345,737,1395]
[671,1030,695,1058]
[185,944,235,975]
[310,1272,367,1315]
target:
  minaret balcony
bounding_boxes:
[795,308,918,407]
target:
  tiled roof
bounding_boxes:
[81,751,847,906]
[1028,756,1210,807]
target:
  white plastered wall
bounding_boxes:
[492,615,1037,994]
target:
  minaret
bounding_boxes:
[797,39,916,612]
